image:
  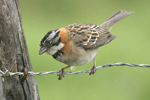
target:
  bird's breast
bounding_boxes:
[55,47,99,66]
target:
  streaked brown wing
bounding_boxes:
[65,24,116,50]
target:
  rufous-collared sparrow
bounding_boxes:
[39,10,134,80]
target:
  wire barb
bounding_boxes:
[0,62,149,78]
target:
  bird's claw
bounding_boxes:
[57,69,65,80]
[89,65,96,75]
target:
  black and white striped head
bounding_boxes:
[39,29,64,55]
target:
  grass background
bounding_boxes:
[19,0,150,100]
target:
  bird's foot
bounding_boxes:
[89,65,96,75]
[57,68,65,80]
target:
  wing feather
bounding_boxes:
[65,24,115,50]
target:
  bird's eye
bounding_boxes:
[46,41,49,43]
[45,41,52,46]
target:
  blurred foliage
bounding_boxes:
[19,0,150,100]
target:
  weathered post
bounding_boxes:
[0,0,40,100]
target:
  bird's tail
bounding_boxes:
[100,10,134,30]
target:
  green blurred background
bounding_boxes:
[19,0,150,100]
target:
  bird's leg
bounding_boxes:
[57,66,70,80]
[89,57,96,75]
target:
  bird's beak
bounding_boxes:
[39,47,47,55]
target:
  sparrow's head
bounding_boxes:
[39,29,64,55]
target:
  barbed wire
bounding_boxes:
[0,62,150,78]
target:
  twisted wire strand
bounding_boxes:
[0,62,150,77]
